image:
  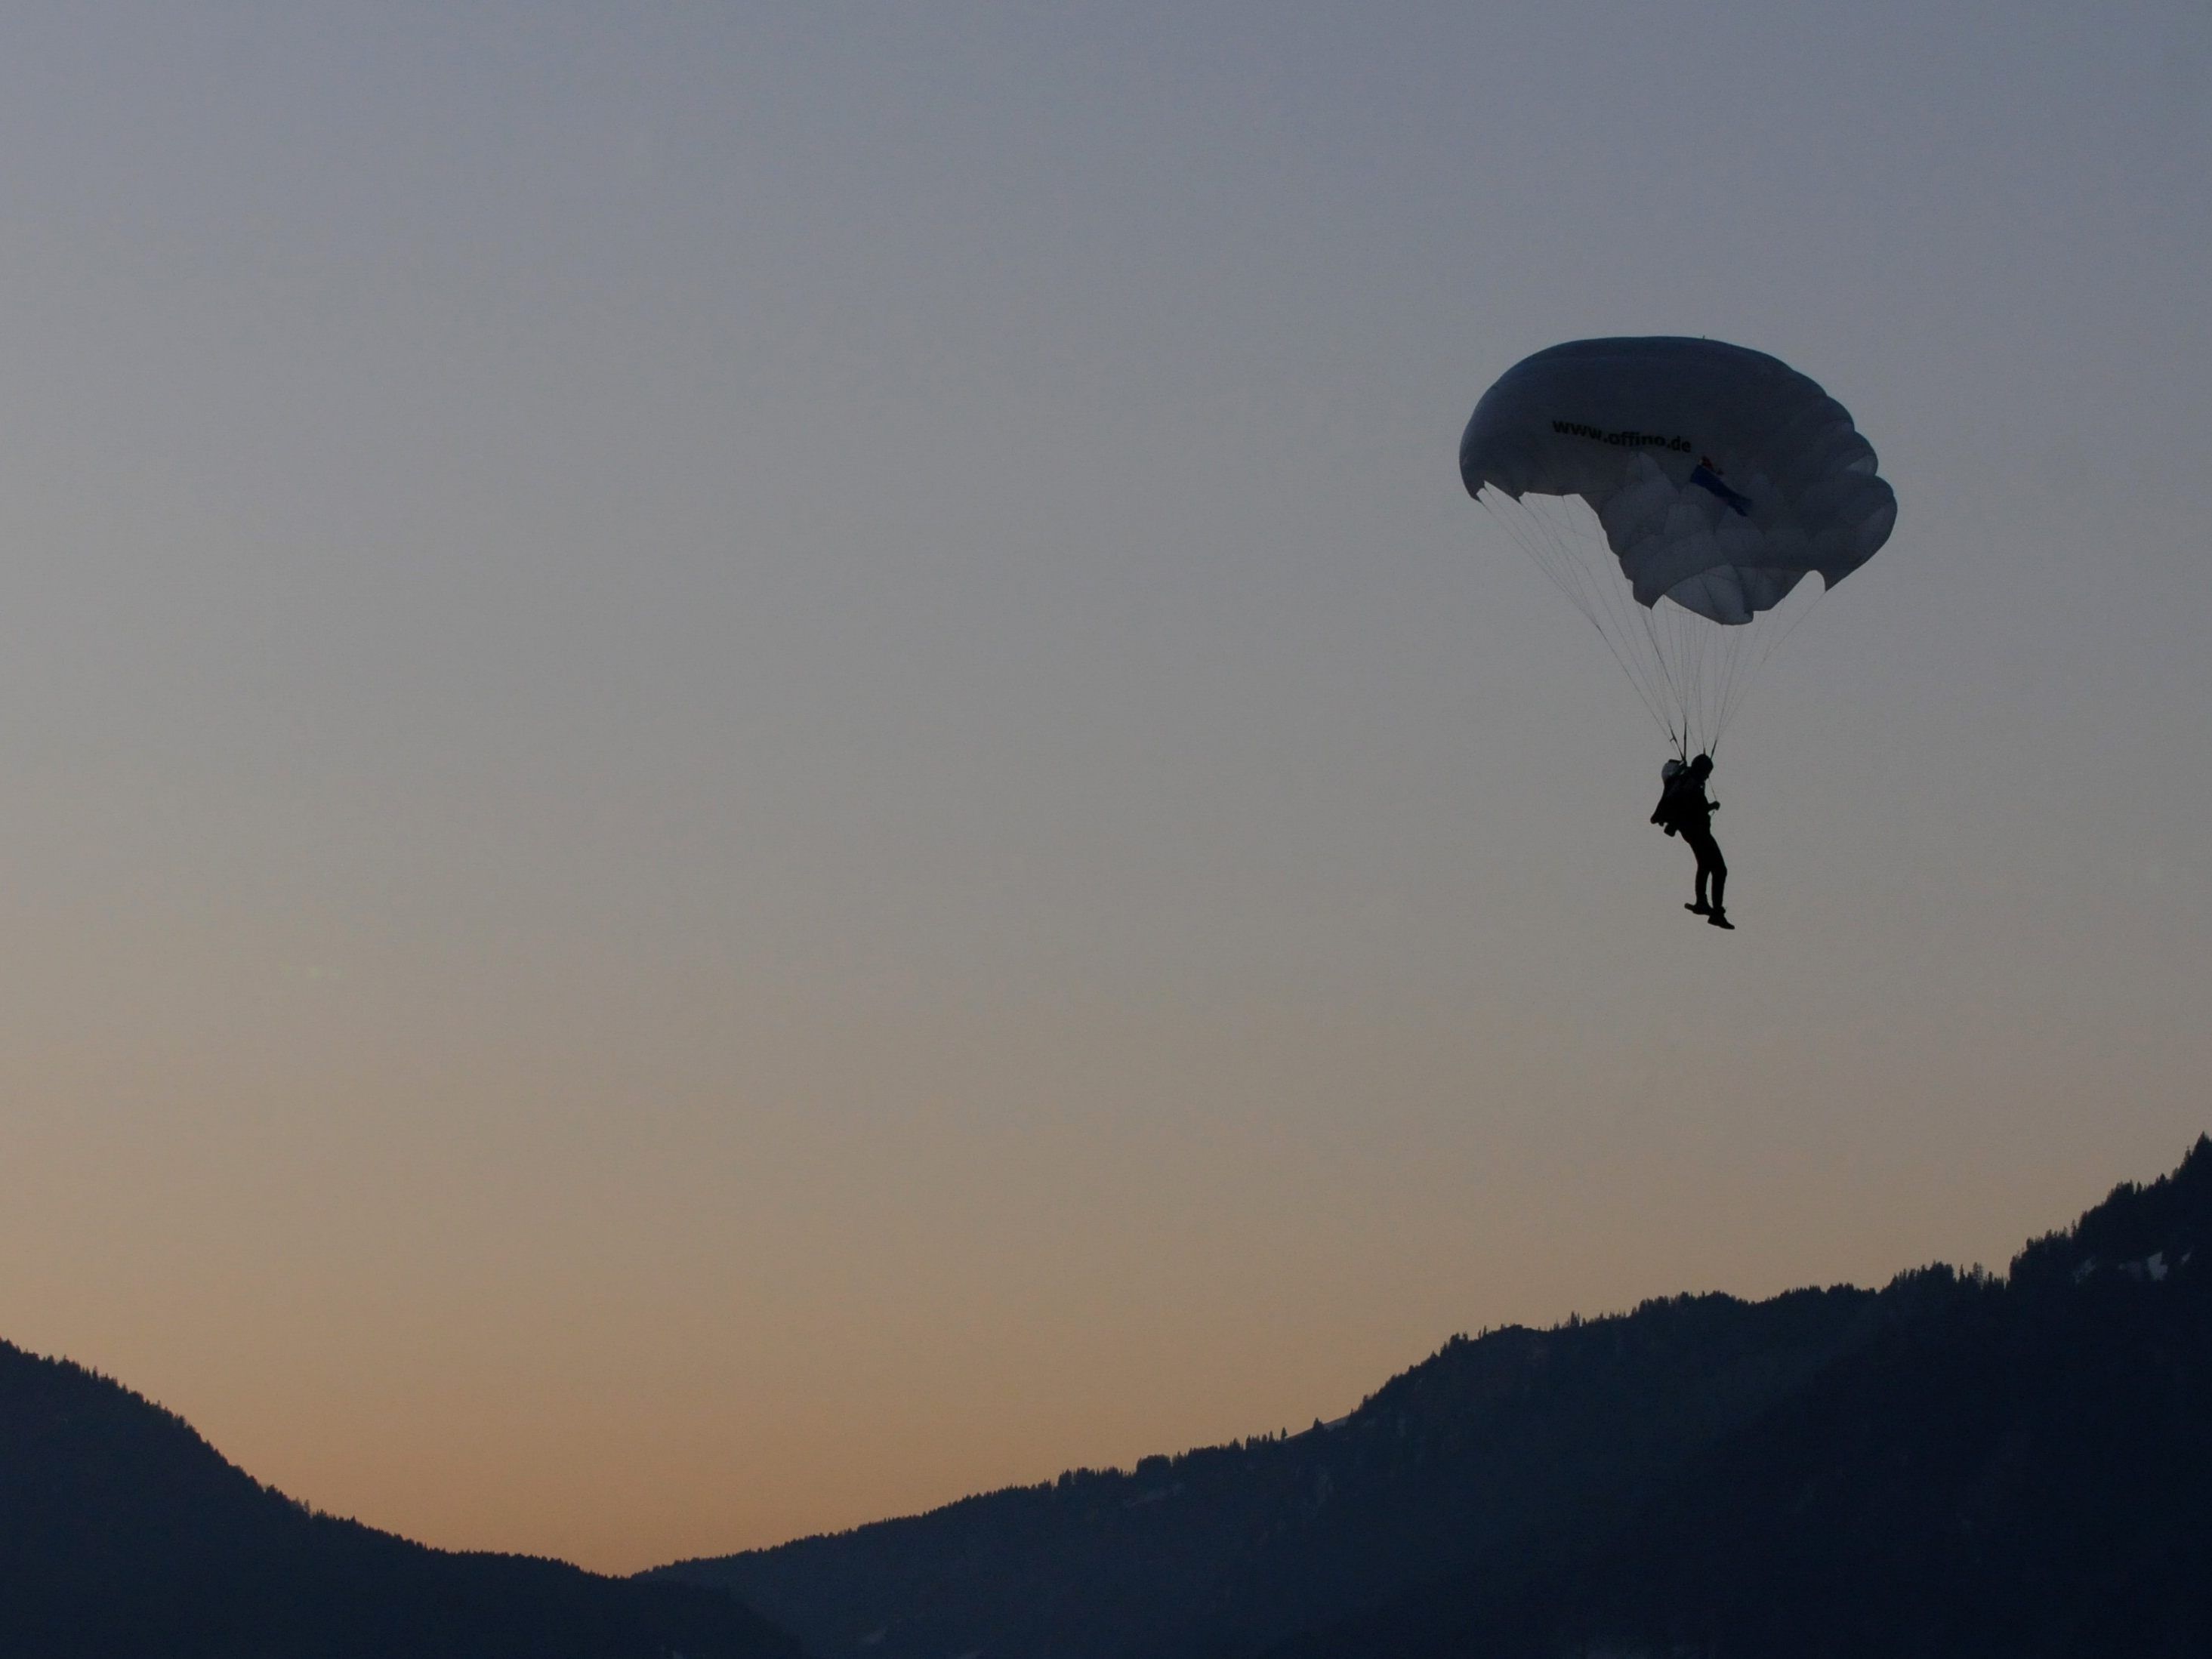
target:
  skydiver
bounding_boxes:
[1651,753,1730,929]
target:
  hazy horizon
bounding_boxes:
[2,2,2207,1573]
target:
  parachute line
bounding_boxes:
[1475,491,1825,757]
[1481,492,1686,752]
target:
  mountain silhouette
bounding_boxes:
[658,1136,2212,1659]
[14,1139,2205,1656]
[0,1342,807,1659]
[1279,1133,2212,1657]
[656,1292,1888,1659]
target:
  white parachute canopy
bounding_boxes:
[1461,337,1896,755]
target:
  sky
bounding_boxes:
[0,1,2207,1575]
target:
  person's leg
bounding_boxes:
[1685,828,1715,912]
[1697,840,1731,926]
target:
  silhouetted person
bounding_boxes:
[1651,754,1730,929]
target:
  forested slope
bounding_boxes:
[0,1342,808,1659]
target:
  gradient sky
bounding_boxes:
[2,2,2207,1574]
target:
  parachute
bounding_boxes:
[1461,337,1896,756]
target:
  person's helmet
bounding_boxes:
[1689,754,1714,777]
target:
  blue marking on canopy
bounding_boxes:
[1689,463,1753,517]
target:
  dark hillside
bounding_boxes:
[663,1139,2212,1659]
[656,1284,1886,1659]
[0,1341,808,1659]
[1281,1136,2212,1658]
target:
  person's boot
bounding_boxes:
[1686,900,1712,915]
[1707,909,1734,930]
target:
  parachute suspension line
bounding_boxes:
[1712,610,1757,753]
[1631,602,1685,755]
[1481,494,1645,720]
[1624,583,1717,759]
[1686,603,1729,755]
[1477,492,1840,760]
[1479,492,1682,751]
[1519,492,1682,756]
[1554,492,1694,757]
[1618,581,1800,760]
[1706,575,1826,757]
[1692,575,1825,757]
[1643,599,1701,757]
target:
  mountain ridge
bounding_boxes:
[11,1137,2204,1657]
[0,1339,808,1659]
[658,1136,2212,1659]
[1281,1132,2212,1656]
